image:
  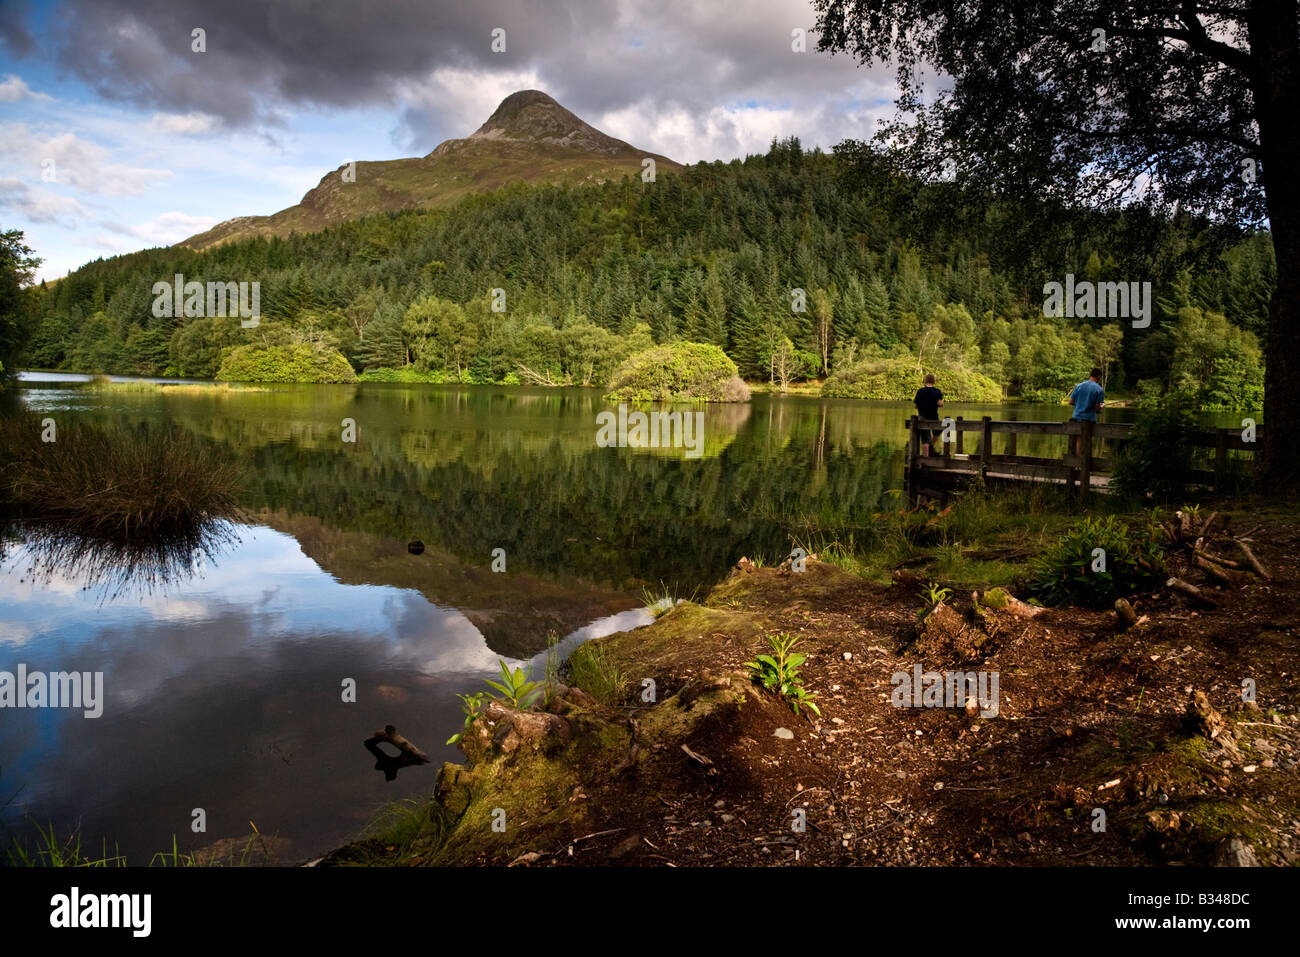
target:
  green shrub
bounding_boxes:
[1110,400,1201,502]
[358,366,449,384]
[604,341,750,402]
[216,344,357,384]
[822,357,1001,402]
[1027,515,1164,608]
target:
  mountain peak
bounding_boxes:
[435,89,639,157]
[181,90,679,250]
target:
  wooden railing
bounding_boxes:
[903,415,1260,501]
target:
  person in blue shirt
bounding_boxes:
[1067,367,1105,456]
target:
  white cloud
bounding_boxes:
[391,66,544,151]
[0,179,91,226]
[149,111,220,136]
[90,210,218,251]
[0,74,53,103]
[0,124,174,196]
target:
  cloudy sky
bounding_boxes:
[1,0,903,281]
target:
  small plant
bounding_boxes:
[745,632,820,717]
[543,629,563,706]
[1027,515,1164,608]
[446,691,488,745]
[640,587,677,618]
[562,641,628,705]
[483,660,542,710]
[916,581,953,616]
[1143,506,1167,544]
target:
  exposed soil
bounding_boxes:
[326,510,1300,867]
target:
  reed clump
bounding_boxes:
[0,414,241,540]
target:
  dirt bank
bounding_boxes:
[324,511,1300,867]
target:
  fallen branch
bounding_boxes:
[680,743,714,768]
[514,362,572,387]
[1195,556,1241,588]
[1167,576,1217,608]
[1193,547,1241,569]
[1234,539,1271,579]
[364,724,431,764]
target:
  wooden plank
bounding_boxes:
[955,416,964,455]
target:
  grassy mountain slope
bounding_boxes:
[180,90,680,250]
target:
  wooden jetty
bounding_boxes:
[903,415,1260,504]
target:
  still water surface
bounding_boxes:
[0,378,1209,861]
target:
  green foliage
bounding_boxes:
[822,356,1001,401]
[745,632,821,717]
[482,659,542,709]
[1027,516,1164,608]
[0,228,41,379]
[12,144,1275,398]
[1168,308,1265,411]
[358,366,448,383]
[916,581,953,616]
[562,641,628,706]
[1110,400,1201,502]
[216,344,358,383]
[446,691,488,745]
[605,341,750,402]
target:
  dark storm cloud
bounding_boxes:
[42,0,619,125]
[0,0,39,56]
[31,0,898,155]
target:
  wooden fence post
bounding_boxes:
[980,416,992,482]
[955,415,964,455]
[1215,429,1228,489]
[1079,419,1094,501]
[907,415,920,503]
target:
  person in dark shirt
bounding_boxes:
[913,373,944,455]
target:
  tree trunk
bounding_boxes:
[1251,0,1300,490]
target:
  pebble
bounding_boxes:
[720,814,735,823]
[1262,759,1275,769]
[831,717,845,725]
[774,727,794,740]
[843,652,853,661]
[1243,765,1257,773]
[714,799,726,808]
